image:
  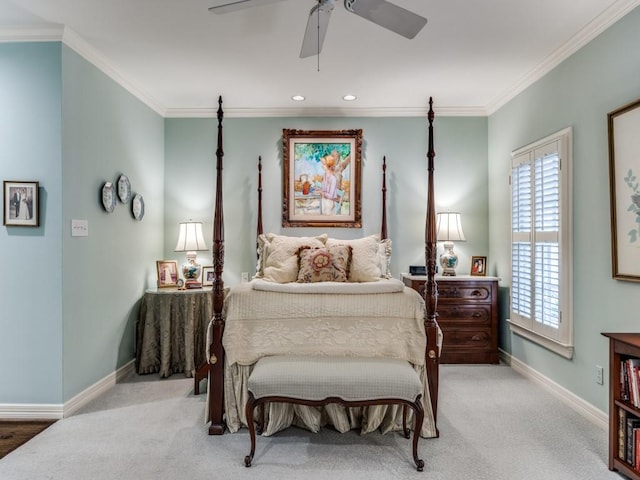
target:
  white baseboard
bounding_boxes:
[499,349,608,430]
[64,359,135,417]
[0,359,135,420]
[0,403,64,420]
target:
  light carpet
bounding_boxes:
[0,364,617,480]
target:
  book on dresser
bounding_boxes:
[602,332,640,479]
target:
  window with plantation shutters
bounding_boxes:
[508,128,573,359]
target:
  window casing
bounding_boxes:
[508,127,573,359]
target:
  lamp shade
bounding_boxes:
[174,221,208,252]
[436,212,466,242]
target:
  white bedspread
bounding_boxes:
[222,280,427,367]
[215,280,439,438]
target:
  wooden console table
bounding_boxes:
[135,288,212,393]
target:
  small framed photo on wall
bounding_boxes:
[471,256,487,276]
[3,181,39,227]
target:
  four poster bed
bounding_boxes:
[205,96,441,439]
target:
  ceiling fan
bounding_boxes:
[208,0,427,58]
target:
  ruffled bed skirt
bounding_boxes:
[222,360,437,438]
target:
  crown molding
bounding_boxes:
[61,27,167,116]
[0,25,64,42]
[2,1,637,120]
[166,104,488,118]
[487,0,640,115]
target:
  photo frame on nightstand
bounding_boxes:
[470,256,487,276]
[202,266,214,287]
[156,260,179,288]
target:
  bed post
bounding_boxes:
[424,97,440,434]
[208,96,226,435]
[257,156,263,236]
[381,156,387,240]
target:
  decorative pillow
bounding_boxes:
[378,238,392,279]
[297,245,352,283]
[326,234,391,282]
[260,233,328,283]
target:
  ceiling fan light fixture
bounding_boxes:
[342,94,357,101]
[291,95,306,101]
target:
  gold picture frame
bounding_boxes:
[156,260,179,288]
[282,129,362,228]
[470,256,487,276]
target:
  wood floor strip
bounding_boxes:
[0,420,56,459]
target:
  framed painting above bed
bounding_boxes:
[282,129,362,228]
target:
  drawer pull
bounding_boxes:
[472,312,482,318]
[472,335,481,341]
[471,290,482,297]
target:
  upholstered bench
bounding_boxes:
[243,355,425,471]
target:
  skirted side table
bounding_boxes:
[135,288,212,389]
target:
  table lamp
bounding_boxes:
[174,221,208,288]
[436,212,466,276]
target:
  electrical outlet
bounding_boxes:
[241,272,249,283]
[595,365,604,385]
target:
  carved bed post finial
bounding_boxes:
[424,97,440,431]
[209,95,226,435]
[381,156,388,240]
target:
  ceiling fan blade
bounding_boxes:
[344,0,427,39]
[208,0,285,14]
[300,0,335,58]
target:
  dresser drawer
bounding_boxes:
[437,304,491,326]
[437,283,492,303]
[442,328,492,351]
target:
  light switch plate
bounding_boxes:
[71,219,89,237]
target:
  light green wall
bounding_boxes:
[164,116,488,283]
[488,6,640,413]
[0,42,63,404]
[0,43,164,407]
[61,46,165,400]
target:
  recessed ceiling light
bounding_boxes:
[343,94,357,101]
[291,95,305,102]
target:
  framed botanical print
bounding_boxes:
[282,129,362,228]
[3,181,39,227]
[608,98,640,281]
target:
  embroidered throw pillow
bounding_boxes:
[297,245,352,283]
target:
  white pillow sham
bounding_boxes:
[326,234,392,282]
[256,233,328,283]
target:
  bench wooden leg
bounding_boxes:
[244,392,258,467]
[411,396,425,472]
[402,404,410,439]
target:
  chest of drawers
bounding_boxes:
[403,275,499,364]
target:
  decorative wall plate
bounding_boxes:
[102,182,116,213]
[117,174,131,203]
[132,193,145,220]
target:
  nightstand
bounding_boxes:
[403,274,499,364]
[135,288,212,392]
